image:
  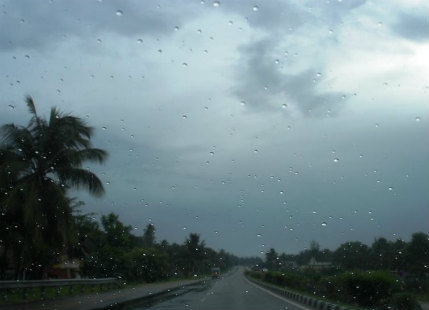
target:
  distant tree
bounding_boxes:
[405,232,429,276]
[309,240,321,261]
[369,237,393,270]
[101,213,133,249]
[333,241,369,269]
[265,248,279,270]
[183,233,205,276]
[142,223,156,247]
[0,96,107,279]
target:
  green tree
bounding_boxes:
[369,237,393,270]
[101,213,133,249]
[0,96,107,279]
[183,233,205,276]
[265,248,279,270]
[405,232,429,276]
[333,241,369,270]
[142,223,156,247]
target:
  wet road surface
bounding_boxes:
[138,267,309,310]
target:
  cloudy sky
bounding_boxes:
[1,0,428,256]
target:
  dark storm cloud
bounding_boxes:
[391,12,429,42]
[0,0,198,50]
[228,0,367,116]
[232,38,344,116]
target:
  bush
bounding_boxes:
[388,292,422,310]
[339,271,398,307]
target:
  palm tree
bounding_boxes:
[0,96,107,279]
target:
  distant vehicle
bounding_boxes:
[211,267,220,279]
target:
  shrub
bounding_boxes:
[388,292,422,310]
[339,271,398,307]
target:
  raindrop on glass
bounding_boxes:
[252,5,259,11]
[212,1,220,7]
[115,10,123,16]
[321,222,327,227]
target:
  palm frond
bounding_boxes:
[70,148,108,165]
[25,96,37,117]
[62,167,105,197]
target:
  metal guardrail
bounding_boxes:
[0,278,120,301]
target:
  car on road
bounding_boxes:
[211,267,220,279]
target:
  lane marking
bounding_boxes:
[244,277,312,310]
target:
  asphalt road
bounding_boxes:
[139,267,309,310]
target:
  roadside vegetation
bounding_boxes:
[247,234,428,310]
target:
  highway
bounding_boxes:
[139,267,309,310]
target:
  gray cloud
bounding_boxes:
[228,0,368,117]
[232,38,344,116]
[0,0,199,50]
[391,12,429,42]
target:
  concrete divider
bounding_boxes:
[246,275,354,310]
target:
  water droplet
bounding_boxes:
[312,211,317,214]
[212,1,220,7]
[415,116,421,122]
[106,181,110,185]
[321,222,327,227]
[256,234,262,237]
[333,158,339,163]
[182,114,188,119]
[253,149,259,153]
[279,191,284,195]
[183,226,187,230]
[282,104,287,109]
[8,104,15,109]
[137,38,143,44]
[174,26,179,31]
[388,186,393,191]
[182,62,188,67]
[101,126,107,130]
[115,10,123,16]
[252,5,259,11]
[209,151,214,156]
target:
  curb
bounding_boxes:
[246,276,352,310]
[94,278,209,310]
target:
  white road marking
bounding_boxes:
[244,277,312,310]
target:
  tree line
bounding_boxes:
[0,97,256,280]
[264,233,429,278]
[73,211,242,282]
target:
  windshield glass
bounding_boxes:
[1,1,428,310]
